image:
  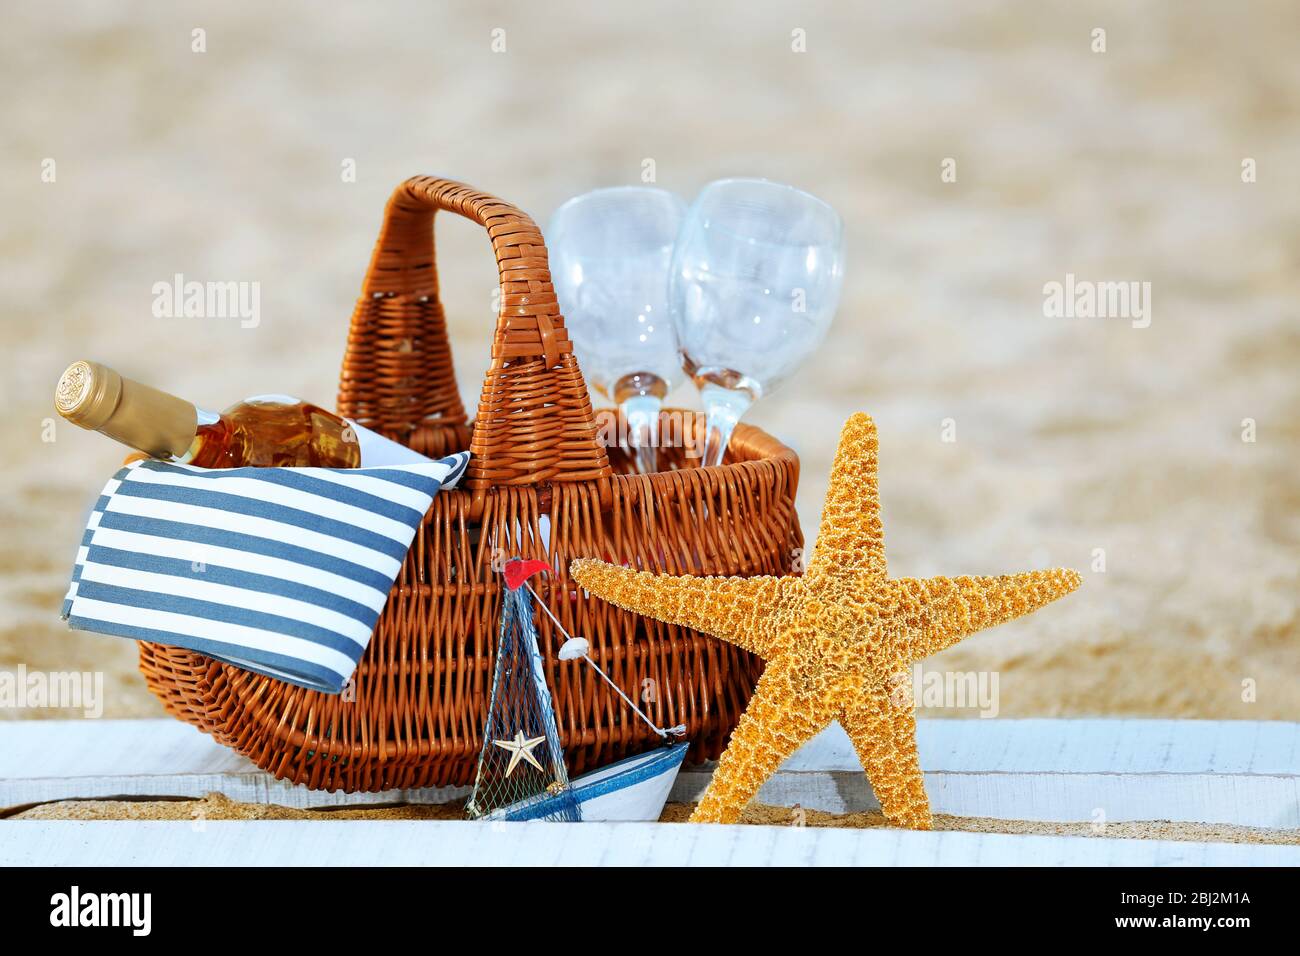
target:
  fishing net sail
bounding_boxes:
[465,584,581,821]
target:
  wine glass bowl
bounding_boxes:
[548,187,686,473]
[670,178,844,467]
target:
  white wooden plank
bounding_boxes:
[2,719,1298,829]
[0,820,1295,866]
[0,719,469,810]
[777,719,1300,774]
[673,720,1300,828]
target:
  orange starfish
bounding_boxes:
[571,413,1081,829]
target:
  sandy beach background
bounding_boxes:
[2,0,1297,731]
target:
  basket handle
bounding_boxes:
[338,176,612,508]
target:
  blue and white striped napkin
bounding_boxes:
[62,452,469,693]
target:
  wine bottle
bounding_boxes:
[54,359,429,467]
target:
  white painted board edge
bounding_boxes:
[1,820,1297,867]
[1,718,1297,829]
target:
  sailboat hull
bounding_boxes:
[487,743,689,823]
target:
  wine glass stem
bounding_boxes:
[699,384,752,468]
[621,394,662,475]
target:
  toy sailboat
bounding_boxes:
[465,560,688,823]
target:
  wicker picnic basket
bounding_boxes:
[136,175,804,792]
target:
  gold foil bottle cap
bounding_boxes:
[54,360,198,459]
[55,360,123,430]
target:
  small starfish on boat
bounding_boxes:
[492,730,547,778]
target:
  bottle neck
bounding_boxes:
[98,376,201,460]
[56,361,200,460]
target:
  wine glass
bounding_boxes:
[669,178,844,467]
[548,187,686,474]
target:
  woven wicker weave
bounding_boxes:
[137,175,803,791]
